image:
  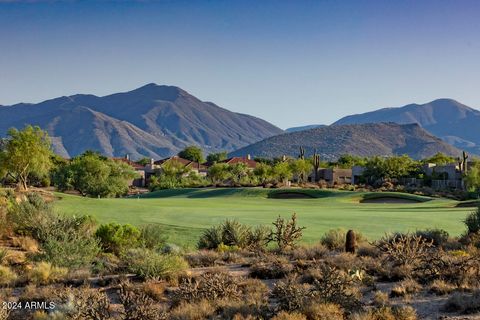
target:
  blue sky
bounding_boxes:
[1,0,479,128]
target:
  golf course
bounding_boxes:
[53,188,474,248]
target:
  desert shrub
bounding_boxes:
[415,228,449,246]
[269,213,305,251]
[95,223,141,254]
[174,272,241,304]
[389,279,422,297]
[140,224,167,251]
[429,279,456,295]
[464,206,480,234]
[169,300,216,320]
[326,252,361,271]
[0,265,17,286]
[320,229,347,251]
[141,280,167,301]
[310,264,360,311]
[444,290,480,314]
[185,250,221,267]
[222,220,251,248]
[271,311,307,320]
[239,278,269,305]
[28,262,68,285]
[92,252,121,274]
[246,225,271,251]
[250,255,294,279]
[0,249,7,265]
[372,291,389,307]
[217,298,270,320]
[302,303,344,320]
[375,233,434,266]
[0,307,10,320]
[198,225,223,249]
[124,248,188,280]
[356,243,381,258]
[351,306,417,320]
[7,192,56,241]
[55,286,111,320]
[416,250,480,286]
[12,236,39,252]
[290,244,328,261]
[119,281,166,320]
[38,230,100,269]
[272,275,310,311]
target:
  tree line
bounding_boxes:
[1,125,479,197]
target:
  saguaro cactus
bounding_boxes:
[313,149,321,182]
[463,151,469,174]
[345,229,357,254]
[299,146,305,160]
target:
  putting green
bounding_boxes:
[53,188,473,248]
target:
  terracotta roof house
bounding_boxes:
[220,155,257,169]
[112,155,146,187]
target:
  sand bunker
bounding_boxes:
[269,192,315,199]
[361,197,421,204]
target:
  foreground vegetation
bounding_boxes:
[1,190,480,319]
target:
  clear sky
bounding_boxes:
[1,0,479,129]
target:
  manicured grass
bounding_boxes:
[53,188,473,248]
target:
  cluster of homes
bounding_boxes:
[115,155,258,188]
[114,154,473,190]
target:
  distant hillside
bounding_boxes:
[230,123,460,160]
[334,99,480,155]
[0,84,283,159]
[285,124,326,133]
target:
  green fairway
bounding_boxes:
[53,188,473,248]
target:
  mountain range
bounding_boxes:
[0,84,283,159]
[333,99,480,155]
[1,86,477,161]
[230,123,460,160]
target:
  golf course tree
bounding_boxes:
[0,125,52,191]
[208,163,231,186]
[465,160,480,193]
[290,158,313,184]
[178,145,204,163]
[52,151,137,197]
[253,162,273,186]
[206,151,228,164]
[272,160,293,185]
[149,160,192,190]
[362,155,420,185]
[423,152,456,166]
[229,162,250,186]
[335,154,367,168]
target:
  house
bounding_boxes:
[309,167,354,185]
[219,155,257,169]
[421,162,467,190]
[112,155,147,188]
[143,156,208,186]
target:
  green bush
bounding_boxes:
[221,219,250,248]
[38,230,100,269]
[8,192,56,241]
[140,225,167,251]
[124,248,188,280]
[198,225,223,249]
[464,206,480,234]
[95,223,141,254]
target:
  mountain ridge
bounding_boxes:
[333,99,480,154]
[230,122,461,160]
[0,84,283,159]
